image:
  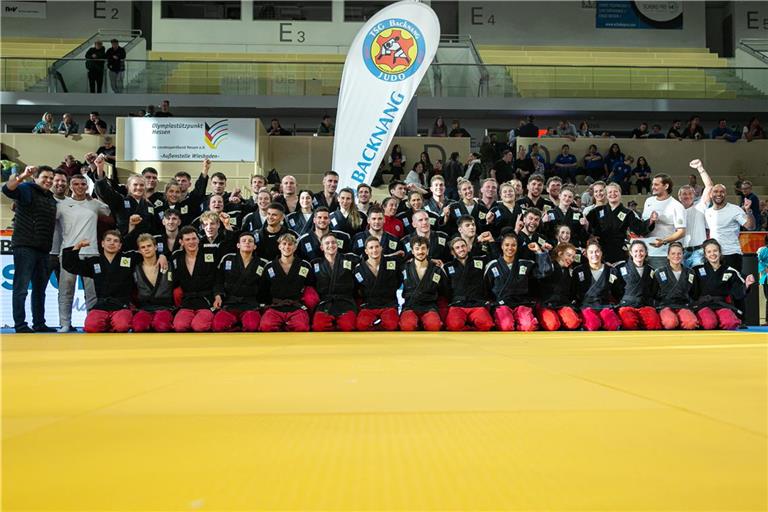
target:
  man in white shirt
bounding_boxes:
[642,173,686,269]
[56,174,111,332]
[678,159,714,268]
[702,183,755,272]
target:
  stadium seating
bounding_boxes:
[0,38,81,92]
[147,51,346,95]
[477,46,758,99]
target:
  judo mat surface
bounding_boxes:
[2,330,767,511]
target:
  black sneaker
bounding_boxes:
[15,326,34,333]
[33,325,57,333]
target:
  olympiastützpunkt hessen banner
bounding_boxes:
[332,0,440,190]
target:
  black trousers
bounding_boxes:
[723,253,745,319]
[88,69,103,93]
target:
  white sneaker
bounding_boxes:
[57,325,72,333]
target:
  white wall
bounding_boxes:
[732,1,768,44]
[0,0,132,38]
[151,0,361,54]
[457,1,706,48]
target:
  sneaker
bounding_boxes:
[33,325,57,333]
[57,325,72,333]
[15,325,34,334]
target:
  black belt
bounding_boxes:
[685,245,702,251]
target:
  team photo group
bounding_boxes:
[3,151,757,334]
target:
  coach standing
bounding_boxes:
[2,166,58,333]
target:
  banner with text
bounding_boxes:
[123,118,255,161]
[2,1,46,18]
[1,233,87,328]
[332,0,440,190]
[596,1,683,29]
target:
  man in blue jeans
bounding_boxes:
[2,165,58,333]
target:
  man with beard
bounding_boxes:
[297,207,350,261]
[641,173,686,269]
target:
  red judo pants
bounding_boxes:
[445,306,494,331]
[581,307,621,331]
[399,309,442,331]
[617,306,662,330]
[696,307,740,330]
[537,306,582,331]
[173,308,214,332]
[132,309,174,333]
[260,308,310,332]
[84,308,133,333]
[493,305,538,331]
[312,310,357,332]
[213,309,261,332]
[659,307,699,330]
[356,308,399,331]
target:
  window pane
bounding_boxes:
[344,1,394,22]
[254,1,332,21]
[161,1,241,20]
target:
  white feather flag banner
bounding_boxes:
[332,0,440,190]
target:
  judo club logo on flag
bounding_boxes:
[204,119,229,149]
[363,19,424,82]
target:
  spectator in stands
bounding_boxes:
[681,115,705,140]
[57,155,80,178]
[57,113,78,137]
[688,173,704,199]
[32,113,55,134]
[742,116,765,141]
[608,155,634,194]
[631,122,649,139]
[85,40,106,93]
[491,149,515,184]
[604,143,624,176]
[2,165,57,333]
[267,118,291,136]
[528,143,546,175]
[633,156,652,194]
[739,181,761,231]
[553,144,578,184]
[514,145,534,186]
[419,151,434,180]
[449,119,471,138]
[556,119,577,141]
[443,152,463,200]
[761,201,768,231]
[106,39,126,93]
[577,121,594,138]
[153,100,173,117]
[710,119,739,142]
[582,144,604,184]
[648,124,665,139]
[462,152,484,189]
[667,119,683,139]
[96,136,117,165]
[479,136,497,165]
[388,144,406,181]
[431,116,447,137]
[84,112,107,135]
[518,115,539,138]
[316,115,334,136]
[145,104,156,117]
[405,162,428,193]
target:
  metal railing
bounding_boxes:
[2,57,766,99]
[739,39,768,66]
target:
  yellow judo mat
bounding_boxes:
[2,331,767,511]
